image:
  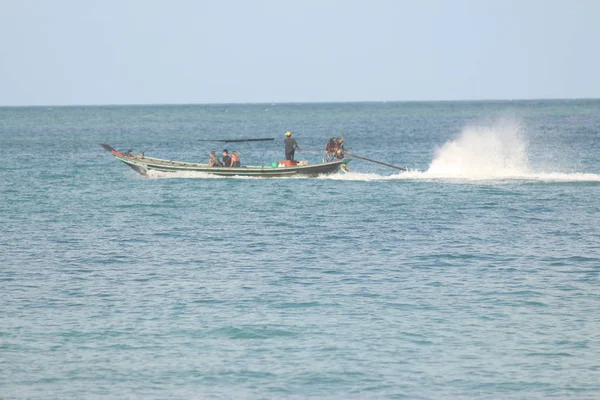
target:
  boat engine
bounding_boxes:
[325,136,346,161]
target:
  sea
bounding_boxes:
[1,100,599,399]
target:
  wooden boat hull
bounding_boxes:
[101,144,349,178]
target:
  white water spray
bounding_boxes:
[324,118,600,182]
[425,118,530,178]
[417,118,600,181]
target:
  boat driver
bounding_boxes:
[284,131,301,161]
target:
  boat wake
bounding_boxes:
[323,118,600,183]
[320,170,600,182]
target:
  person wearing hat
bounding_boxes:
[284,131,300,161]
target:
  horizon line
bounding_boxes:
[1,97,599,108]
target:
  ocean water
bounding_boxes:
[1,100,600,399]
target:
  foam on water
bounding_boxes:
[319,171,600,182]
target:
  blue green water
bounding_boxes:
[1,101,600,399]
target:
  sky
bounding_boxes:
[0,0,599,106]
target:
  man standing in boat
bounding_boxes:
[284,131,301,161]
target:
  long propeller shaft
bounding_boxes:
[345,152,407,171]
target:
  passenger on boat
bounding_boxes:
[231,151,240,167]
[209,151,221,167]
[222,149,232,167]
[284,131,300,161]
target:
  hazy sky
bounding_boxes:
[1,0,599,105]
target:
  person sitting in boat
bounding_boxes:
[208,151,221,167]
[231,151,241,167]
[284,131,301,161]
[222,149,232,167]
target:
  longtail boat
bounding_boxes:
[100,143,350,178]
